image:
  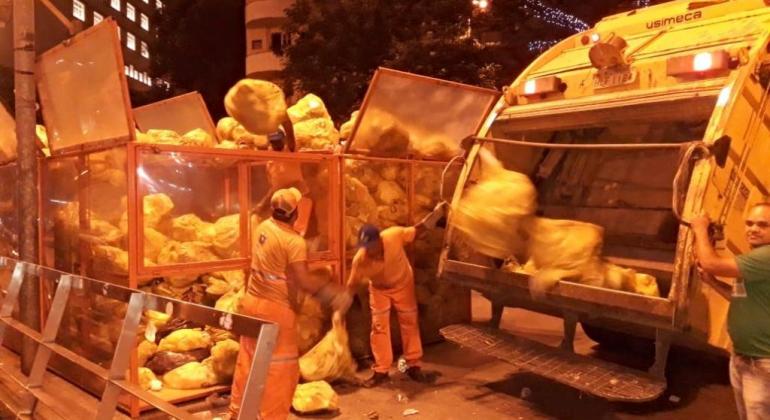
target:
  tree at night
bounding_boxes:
[281,0,662,121]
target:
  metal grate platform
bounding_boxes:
[440,324,666,402]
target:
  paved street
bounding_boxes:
[294,292,737,420]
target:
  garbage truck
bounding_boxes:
[438,0,770,402]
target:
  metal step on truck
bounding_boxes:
[437,0,770,402]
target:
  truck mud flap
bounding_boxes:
[440,324,666,402]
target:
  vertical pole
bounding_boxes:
[13,0,40,375]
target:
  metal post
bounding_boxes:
[237,323,279,420]
[13,0,40,375]
[95,292,145,420]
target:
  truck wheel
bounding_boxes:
[580,322,653,354]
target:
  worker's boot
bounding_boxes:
[405,366,432,383]
[363,372,389,388]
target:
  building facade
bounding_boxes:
[245,0,292,80]
[68,0,162,92]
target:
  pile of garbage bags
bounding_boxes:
[452,150,660,297]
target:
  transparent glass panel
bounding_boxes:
[136,149,244,269]
[0,103,17,163]
[0,163,18,258]
[348,69,498,159]
[37,21,132,153]
[53,276,127,369]
[250,157,334,256]
[133,92,217,139]
[344,158,410,260]
[40,156,81,274]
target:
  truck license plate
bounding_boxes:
[594,68,637,89]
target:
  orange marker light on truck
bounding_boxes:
[667,50,730,76]
[519,76,563,96]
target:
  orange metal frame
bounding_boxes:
[344,67,500,155]
[36,19,135,157]
[133,91,218,139]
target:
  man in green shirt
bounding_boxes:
[693,202,770,420]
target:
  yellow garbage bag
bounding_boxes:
[215,289,244,313]
[144,227,168,262]
[339,110,359,140]
[143,193,175,229]
[162,362,217,390]
[146,129,183,145]
[202,339,239,383]
[157,328,212,353]
[180,128,216,147]
[452,151,537,260]
[215,140,239,149]
[299,312,357,382]
[92,245,130,274]
[211,214,241,259]
[137,339,158,367]
[138,367,159,391]
[526,217,605,296]
[626,272,660,297]
[224,79,287,135]
[354,109,410,156]
[232,125,269,149]
[87,219,123,244]
[287,94,332,123]
[292,118,340,151]
[157,241,218,265]
[292,381,339,414]
[375,181,406,206]
[216,117,239,141]
[170,214,216,243]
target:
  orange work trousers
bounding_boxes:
[229,294,298,420]
[369,278,423,373]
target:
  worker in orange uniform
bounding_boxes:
[230,187,353,419]
[346,202,448,387]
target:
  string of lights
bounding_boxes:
[521,0,590,33]
[634,0,651,8]
[528,39,560,53]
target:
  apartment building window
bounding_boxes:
[143,0,149,3]
[126,3,135,21]
[111,0,121,12]
[126,32,136,50]
[270,33,284,55]
[141,41,149,59]
[251,39,263,51]
[140,13,149,31]
[72,0,86,21]
[93,11,103,25]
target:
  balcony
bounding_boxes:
[246,50,284,75]
[245,0,293,25]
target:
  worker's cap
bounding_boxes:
[358,224,381,249]
[271,187,302,214]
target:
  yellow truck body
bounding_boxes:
[439,0,770,400]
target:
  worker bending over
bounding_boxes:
[347,203,448,387]
[692,203,770,420]
[230,187,353,419]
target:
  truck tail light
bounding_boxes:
[519,76,563,96]
[667,50,730,76]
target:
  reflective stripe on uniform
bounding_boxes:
[270,354,299,365]
[396,307,418,315]
[251,268,287,282]
[371,308,391,316]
